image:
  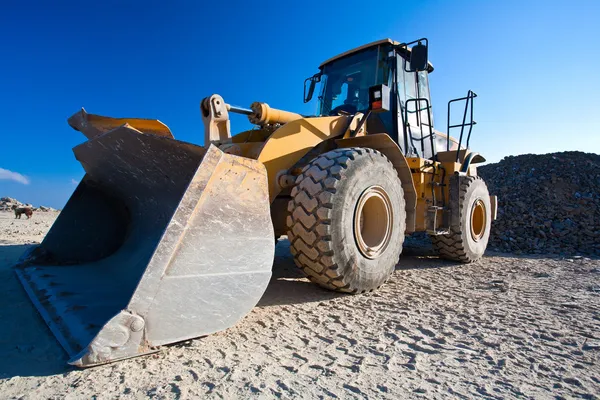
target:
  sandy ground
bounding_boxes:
[0,211,599,399]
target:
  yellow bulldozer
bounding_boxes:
[14,38,496,367]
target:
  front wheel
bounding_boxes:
[287,147,406,293]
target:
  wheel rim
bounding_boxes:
[354,186,393,259]
[470,199,486,242]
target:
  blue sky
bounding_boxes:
[1,0,599,208]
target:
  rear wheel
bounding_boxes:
[287,147,406,293]
[431,175,491,262]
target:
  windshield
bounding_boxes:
[318,45,391,116]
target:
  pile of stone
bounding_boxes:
[0,196,28,211]
[0,197,57,212]
[478,151,600,256]
[37,205,58,212]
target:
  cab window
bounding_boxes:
[397,56,432,128]
[397,56,418,126]
[417,70,433,127]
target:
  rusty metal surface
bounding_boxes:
[14,127,274,367]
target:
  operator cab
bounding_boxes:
[304,38,469,161]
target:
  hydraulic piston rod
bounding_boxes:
[226,102,302,125]
[226,104,253,116]
[202,94,304,142]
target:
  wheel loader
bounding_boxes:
[14,38,497,367]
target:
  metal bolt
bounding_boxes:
[130,317,145,332]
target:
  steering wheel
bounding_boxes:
[329,103,357,116]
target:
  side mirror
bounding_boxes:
[303,73,321,103]
[410,42,428,72]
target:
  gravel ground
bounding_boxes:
[0,211,599,399]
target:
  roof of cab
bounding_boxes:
[319,38,434,72]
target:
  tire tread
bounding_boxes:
[287,147,404,293]
[431,175,486,262]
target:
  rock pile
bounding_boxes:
[0,197,57,212]
[478,151,600,256]
[1,197,28,211]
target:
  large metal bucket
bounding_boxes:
[14,125,274,367]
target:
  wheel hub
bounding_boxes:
[470,198,486,241]
[354,186,393,259]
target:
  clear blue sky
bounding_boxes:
[1,0,599,208]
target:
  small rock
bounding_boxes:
[582,341,600,351]
[563,377,582,387]
[533,272,551,278]
[560,302,579,309]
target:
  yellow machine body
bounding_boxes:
[14,37,496,368]
[207,106,494,235]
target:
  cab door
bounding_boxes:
[396,55,434,158]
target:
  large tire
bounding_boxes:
[431,175,491,262]
[287,147,406,293]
